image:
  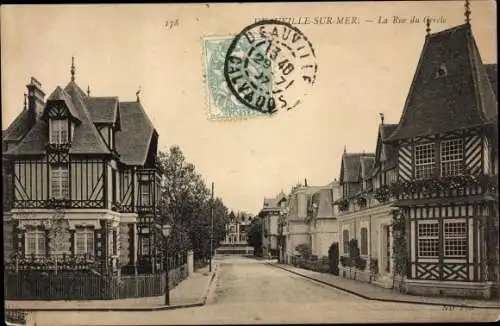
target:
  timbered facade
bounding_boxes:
[3,64,163,274]
[387,22,498,298]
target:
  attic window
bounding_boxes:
[435,64,448,78]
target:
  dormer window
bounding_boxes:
[50,119,69,144]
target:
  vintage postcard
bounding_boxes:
[1,1,498,325]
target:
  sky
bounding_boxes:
[1,1,497,215]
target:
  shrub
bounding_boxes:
[295,243,312,259]
[353,256,367,271]
[340,256,349,267]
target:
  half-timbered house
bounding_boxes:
[3,61,162,275]
[386,20,498,298]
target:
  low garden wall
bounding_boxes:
[5,264,189,300]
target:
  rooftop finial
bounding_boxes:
[136,86,142,102]
[379,112,385,125]
[87,85,91,96]
[71,56,76,81]
[426,18,431,37]
[465,0,471,24]
[24,93,27,110]
[344,145,347,154]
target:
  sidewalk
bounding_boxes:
[269,262,500,309]
[5,263,217,312]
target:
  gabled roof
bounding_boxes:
[2,109,32,142]
[360,156,375,180]
[5,81,110,156]
[340,153,375,183]
[375,123,398,170]
[86,97,119,125]
[115,101,156,165]
[388,24,497,141]
[44,86,81,122]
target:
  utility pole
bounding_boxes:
[210,182,214,272]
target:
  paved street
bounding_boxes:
[28,256,499,325]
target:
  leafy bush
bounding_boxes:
[353,256,367,270]
[295,243,312,260]
[340,256,349,267]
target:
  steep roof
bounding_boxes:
[360,156,375,180]
[2,109,32,142]
[388,24,497,141]
[340,153,375,183]
[115,101,155,165]
[484,64,497,99]
[5,81,110,156]
[86,97,119,124]
[375,123,398,170]
[45,86,81,121]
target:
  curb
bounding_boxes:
[201,263,218,305]
[268,263,500,310]
[5,265,219,313]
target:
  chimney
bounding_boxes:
[26,77,46,121]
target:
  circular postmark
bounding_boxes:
[224,19,317,114]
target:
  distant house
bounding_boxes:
[259,191,287,258]
[335,124,399,286]
[386,21,498,299]
[307,180,342,258]
[283,184,325,264]
[2,62,162,275]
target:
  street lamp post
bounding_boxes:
[156,222,171,306]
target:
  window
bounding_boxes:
[50,119,69,144]
[140,182,150,206]
[441,139,464,177]
[415,143,436,179]
[418,222,439,257]
[26,230,46,256]
[140,236,150,256]
[51,165,69,199]
[360,227,368,255]
[75,229,94,256]
[342,229,349,254]
[444,221,467,257]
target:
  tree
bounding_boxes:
[157,145,230,260]
[247,218,263,256]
